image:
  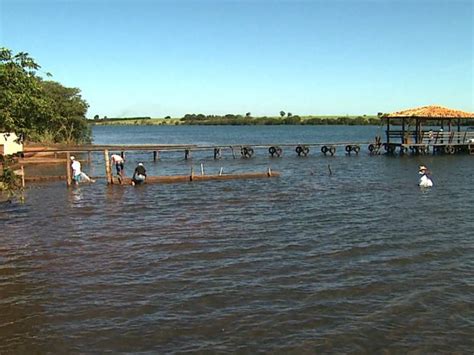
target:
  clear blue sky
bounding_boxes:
[1,0,472,118]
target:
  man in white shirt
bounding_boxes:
[418,165,433,188]
[110,153,125,177]
[70,156,95,185]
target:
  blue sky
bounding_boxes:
[1,0,472,118]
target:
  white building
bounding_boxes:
[0,133,24,156]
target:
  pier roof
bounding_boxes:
[384,105,473,119]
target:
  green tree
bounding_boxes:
[280,110,285,117]
[37,80,90,143]
[0,47,91,144]
[0,48,53,141]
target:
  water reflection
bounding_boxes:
[69,186,84,205]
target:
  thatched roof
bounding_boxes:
[384,105,473,119]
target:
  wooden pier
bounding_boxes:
[21,141,373,164]
[382,105,474,155]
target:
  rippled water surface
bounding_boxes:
[1,126,473,353]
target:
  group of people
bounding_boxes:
[70,153,147,186]
[110,153,147,185]
[72,153,432,188]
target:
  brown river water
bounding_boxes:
[1,126,473,353]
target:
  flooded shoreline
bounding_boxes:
[2,126,473,352]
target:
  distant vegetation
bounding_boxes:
[92,114,381,126]
[93,116,151,121]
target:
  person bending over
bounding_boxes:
[70,156,95,185]
[111,153,125,177]
[132,163,147,186]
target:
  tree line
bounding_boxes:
[180,113,380,125]
[0,47,91,144]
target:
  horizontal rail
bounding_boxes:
[24,142,373,153]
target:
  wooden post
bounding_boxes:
[21,165,25,188]
[201,163,204,176]
[66,152,72,187]
[153,151,157,161]
[104,149,112,184]
[185,149,190,160]
[190,166,194,181]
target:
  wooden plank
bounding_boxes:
[113,171,280,185]
[25,175,68,182]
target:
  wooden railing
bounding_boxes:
[421,131,474,145]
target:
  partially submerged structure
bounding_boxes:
[382,105,474,154]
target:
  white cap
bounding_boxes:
[70,156,75,160]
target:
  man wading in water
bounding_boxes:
[70,156,95,185]
[110,153,125,182]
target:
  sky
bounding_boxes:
[1,0,472,118]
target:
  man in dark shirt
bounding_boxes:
[132,163,147,185]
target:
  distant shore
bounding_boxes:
[90,115,381,126]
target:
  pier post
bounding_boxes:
[21,165,25,188]
[153,151,159,161]
[66,152,72,187]
[185,149,191,160]
[104,149,112,184]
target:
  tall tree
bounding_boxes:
[39,80,90,143]
[0,48,53,140]
[0,47,91,144]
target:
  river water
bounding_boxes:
[1,125,473,353]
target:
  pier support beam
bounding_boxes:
[66,152,72,187]
[104,149,112,184]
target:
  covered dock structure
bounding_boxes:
[382,105,474,155]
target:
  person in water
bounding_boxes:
[418,165,433,188]
[70,156,95,185]
[132,162,147,185]
[110,153,125,177]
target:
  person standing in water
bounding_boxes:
[131,163,147,186]
[70,156,95,185]
[110,153,125,178]
[418,165,433,188]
